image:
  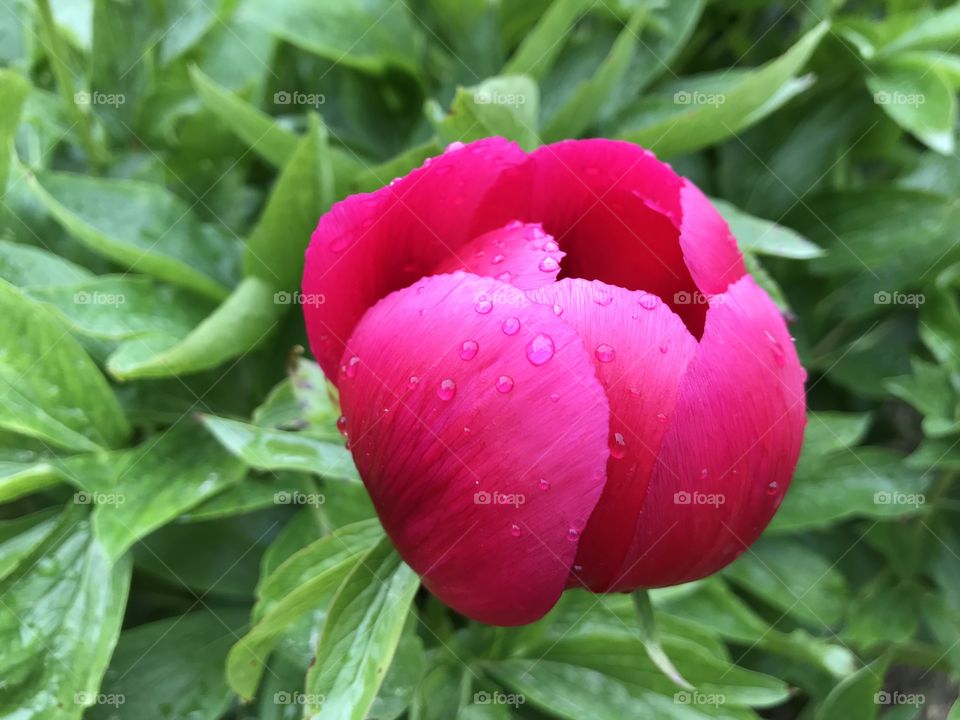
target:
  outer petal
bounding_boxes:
[610,275,806,591]
[337,272,610,625]
[432,221,564,291]
[527,279,698,591]
[303,138,529,379]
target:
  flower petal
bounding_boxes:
[527,279,698,591]
[609,275,806,591]
[338,272,610,625]
[303,138,529,379]
[431,221,564,291]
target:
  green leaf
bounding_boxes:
[502,0,592,81]
[304,536,420,719]
[867,58,957,154]
[0,239,93,288]
[616,22,828,157]
[244,115,335,291]
[0,506,131,719]
[723,537,850,627]
[0,507,61,580]
[200,413,358,479]
[226,520,383,699]
[25,168,239,301]
[429,75,540,151]
[541,5,649,141]
[63,424,248,561]
[815,657,890,720]
[880,3,960,56]
[713,199,823,259]
[189,65,299,168]
[631,589,692,689]
[0,69,29,191]
[106,276,284,380]
[26,275,216,341]
[0,279,129,452]
[238,0,423,76]
[89,608,248,720]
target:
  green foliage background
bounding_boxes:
[1,0,959,718]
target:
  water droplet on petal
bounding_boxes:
[510,523,522,537]
[538,478,550,491]
[437,378,456,401]
[543,239,559,252]
[549,393,560,403]
[656,412,667,424]
[538,257,559,272]
[416,285,426,294]
[497,271,513,282]
[567,528,580,541]
[700,468,709,480]
[595,292,613,306]
[506,219,523,230]
[491,253,505,265]
[345,355,360,378]
[474,249,486,258]
[659,344,668,354]
[526,334,555,366]
[610,432,627,459]
[475,298,493,314]
[407,375,420,389]
[336,415,348,437]
[595,344,616,363]
[495,375,515,393]
[764,330,786,367]
[552,304,563,316]
[459,340,479,360]
[638,293,659,310]
[767,481,779,495]
[502,317,520,335]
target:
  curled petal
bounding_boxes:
[337,272,610,625]
[527,279,698,591]
[432,221,564,291]
[303,138,528,379]
[610,275,806,591]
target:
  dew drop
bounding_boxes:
[459,339,479,360]
[700,468,709,480]
[336,415,348,437]
[506,219,523,230]
[495,375,515,393]
[538,257,559,273]
[407,375,420,389]
[416,285,426,295]
[595,292,613,307]
[538,478,550,491]
[764,330,786,368]
[659,344,668,354]
[526,334,555,366]
[501,317,521,335]
[595,344,616,363]
[638,293,659,310]
[552,303,563,316]
[567,528,580,541]
[610,432,627,460]
[656,412,667,424]
[510,523,522,537]
[475,298,493,314]
[549,393,561,403]
[437,378,457,401]
[491,253,506,265]
[543,239,560,252]
[474,249,486,258]
[497,271,513,282]
[345,355,360,378]
[767,481,779,495]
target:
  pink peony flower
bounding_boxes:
[302,138,806,626]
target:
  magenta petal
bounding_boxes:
[679,180,747,296]
[303,138,528,379]
[337,272,610,625]
[527,279,698,591]
[610,275,806,591]
[431,221,564,291]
